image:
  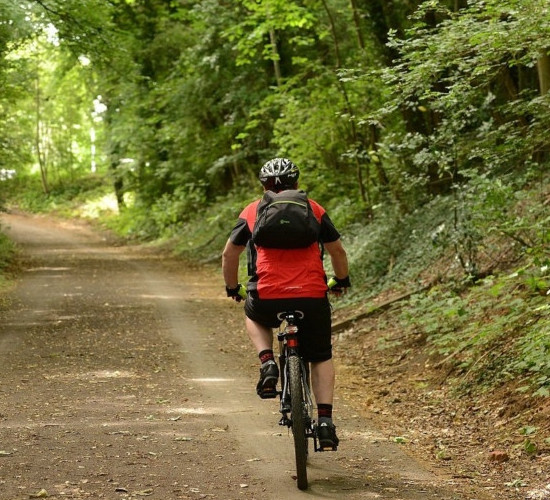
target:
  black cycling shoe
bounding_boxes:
[256,360,279,399]
[317,418,339,451]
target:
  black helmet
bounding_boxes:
[259,158,300,191]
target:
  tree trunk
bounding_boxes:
[537,52,550,95]
[35,70,49,195]
[269,28,282,87]
[349,0,365,51]
[320,0,341,67]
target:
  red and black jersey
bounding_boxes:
[229,196,340,299]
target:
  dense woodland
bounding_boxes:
[0,2,549,402]
[0,0,547,219]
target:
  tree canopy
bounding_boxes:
[0,0,548,251]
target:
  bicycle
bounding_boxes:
[234,279,343,490]
[275,309,337,491]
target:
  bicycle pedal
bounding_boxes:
[258,388,278,399]
[318,444,338,452]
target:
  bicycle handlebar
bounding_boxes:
[327,277,338,289]
[327,276,351,293]
[230,275,350,302]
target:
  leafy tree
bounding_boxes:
[0,2,35,177]
[377,0,550,275]
[381,0,550,191]
[1,0,548,247]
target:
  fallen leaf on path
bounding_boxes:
[211,426,228,432]
[134,489,153,496]
[489,450,509,463]
[29,489,48,498]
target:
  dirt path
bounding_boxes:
[0,212,493,500]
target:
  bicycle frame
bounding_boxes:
[276,312,320,452]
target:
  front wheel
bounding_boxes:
[289,355,308,490]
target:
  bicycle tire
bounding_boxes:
[289,355,308,490]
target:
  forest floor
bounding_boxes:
[0,211,548,500]
[330,290,550,500]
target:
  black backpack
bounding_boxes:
[251,190,321,249]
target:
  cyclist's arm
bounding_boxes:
[324,239,349,280]
[222,239,246,288]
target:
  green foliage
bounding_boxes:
[174,189,258,263]
[106,181,210,241]
[7,172,113,215]
[379,0,550,203]
[519,425,540,456]
[343,195,453,294]
[104,204,152,241]
[0,228,16,290]
[0,13,35,172]
[396,258,550,396]
[0,230,15,270]
[225,0,318,67]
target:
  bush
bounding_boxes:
[0,230,16,288]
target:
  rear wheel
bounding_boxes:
[289,355,308,490]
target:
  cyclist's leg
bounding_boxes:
[311,359,339,448]
[310,359,335,406]
[244,317,279,397]
[245,317,273,353]
[295,298,339,449]
[309,359,338,448]
[244,295,282,351]
[244,296,286,398]
[294,298,333,406]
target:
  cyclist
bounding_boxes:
[222,158,350,449]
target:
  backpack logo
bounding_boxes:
[252,190,321,249]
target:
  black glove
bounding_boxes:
[226,283,246,302]
[328,276,351,294]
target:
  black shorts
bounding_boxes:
[244,294,332,363]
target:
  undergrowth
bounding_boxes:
[0,230,16,291]
[398,265,550,396]
[6,173,112,216]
